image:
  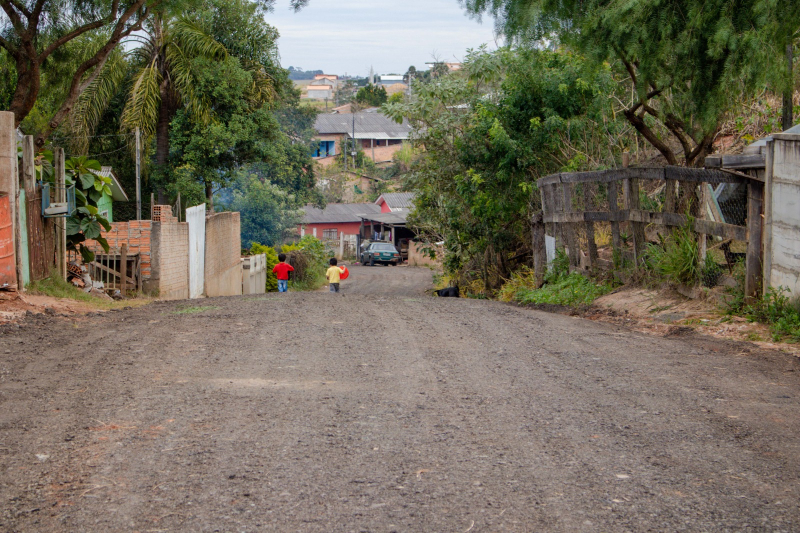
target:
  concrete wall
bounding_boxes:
[407,241,441,267]
[150,220,189,300]
[204,211,242,298]
[765,135,800,299]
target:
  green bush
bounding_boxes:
[743,288,800,343]
[249,242,280,292]
[508,249,614,307]
[515,272,614,307]
[279,235,329,291]
[644,219,700,285]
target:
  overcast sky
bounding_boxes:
[265,0,500,76]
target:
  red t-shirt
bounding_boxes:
[272,262,295,280]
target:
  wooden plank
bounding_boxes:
[745,181,764,300]
[721,153,766,170]
[562,182,580,267]
[88,260,137,286]
[539,166,750,187]
[583,184,597,268]
[698,184,708,264]
[120,243,128,293]
[608,180,621,254]
[704,155,722,168]
[626,178,646,263]
[664,179,677,213]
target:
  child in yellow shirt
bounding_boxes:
[326,258,345,293]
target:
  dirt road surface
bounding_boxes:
[2,265,799,532]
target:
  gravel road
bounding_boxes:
[1,265,799,532]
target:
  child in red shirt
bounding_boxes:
[272,253,294,293]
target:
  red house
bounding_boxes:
[299,203,381,241]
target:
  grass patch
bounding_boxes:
[500,249,615,308]
[516,272,614,307]
[173,305,218,315]
[27,275,151,310]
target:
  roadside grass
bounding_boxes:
[27,275,151,310]
[499,250,616,308]
[516,272,615,307]
[173,305,218,315]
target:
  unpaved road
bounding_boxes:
[2,265,800,532]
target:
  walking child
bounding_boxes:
[326,258,345,293]
[272,253,294,293]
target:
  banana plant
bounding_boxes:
[63,156,112,263]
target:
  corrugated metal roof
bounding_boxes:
[377,192,416,209]
[359,209,409,225]
[302,203,382,224]
[315,112,413,140]
[96,166,129,202]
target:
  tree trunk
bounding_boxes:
[205,181,214,213]
[8,62,39,128]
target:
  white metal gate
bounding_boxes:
[186,204,206,299]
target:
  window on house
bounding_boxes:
[323,229,338,240]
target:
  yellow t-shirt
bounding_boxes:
[326,266,343,283]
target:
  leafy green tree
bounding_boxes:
[355,84,388,107]
[385,47,617,288]
[463,0,800,166]
[0,0,174,146]
[230,172,303,247]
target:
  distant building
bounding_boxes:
[378,75,404,86]
[312,112,413,167]
[305,78,334,99]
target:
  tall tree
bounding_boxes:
[0,0,172,146]
[463,0,800,166]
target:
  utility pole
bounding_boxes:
[135,127,141,220]
[352,113,357,169]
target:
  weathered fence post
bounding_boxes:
[626,177,646,265]
[563,182,579,268]
[120,243,128,294]
[745,181,764,301]
[532,212,546,287]
[698,183,708,265]
[762,140,774,295]
[54,148,67,280]
[582,184,598,269]
[608,178,622,263]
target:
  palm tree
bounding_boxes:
[121,16,227,202]
[67,1,284,202]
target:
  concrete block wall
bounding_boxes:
[204,212,242,298]
[150,220,189,300]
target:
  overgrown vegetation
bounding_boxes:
[279,235,330,291]
[643,219,701,286]
[499,250,615,307]
[725,285,800,343]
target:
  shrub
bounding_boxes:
[249,242,279,292]
[644,219,700,286]
[279,235,329,290]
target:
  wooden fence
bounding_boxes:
[69,245,142,293]
[535,166,764,297]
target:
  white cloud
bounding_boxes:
[266,0,499,75]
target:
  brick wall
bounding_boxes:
[84,220,152,279]
[204,212,242,298]
[150,220,189,300]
